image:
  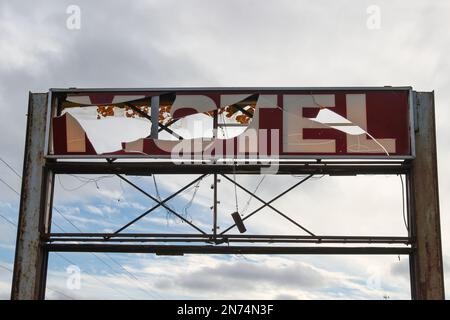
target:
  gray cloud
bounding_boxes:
[164,260,325,293]
[274,293,298,300]
[0,0,449,299]
[390,259,409,280]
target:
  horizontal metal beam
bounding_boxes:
[48,238,411,244]
[47,244,412,255]
[51,86,413,93]
[46,161,409,175]
[48,233,411,240]
[47,233,411,245]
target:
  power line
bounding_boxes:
[46,287,75,300]
[0,176,20,196]
[0,263,13,273]
[0,261,75,300]
[0,157,163,299]
[0,162,67,232]
[92,251,161,299]
[53,206,162,299]
[0,203,65,239]
[0,197,134,300]
[102,254,163,299]
[0,204,127,300]
[0,212,16,228]
[0,158,21,179]
[53,207,83,232]
[54,252,135,300]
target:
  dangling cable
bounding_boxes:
[241,175,266,214]
[152,175,172,223]
[183,177,204,221]
[232,163,239,213]
[399,175,408,231]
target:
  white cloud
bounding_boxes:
[85,205,103,215]
[46,254,408,300]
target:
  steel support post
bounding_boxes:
[150,96,159,139]
[213,174,218,242]
[409,91,445,299]
[212,111,219,241]
[11,93,53,300]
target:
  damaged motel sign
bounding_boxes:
[47,87,414,160]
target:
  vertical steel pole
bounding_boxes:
[11,93,53,300]
[213,174,218,241]
[212,110,218,241]
[409,91,445,299]
[406,172,417,299]
[150,96,160,139]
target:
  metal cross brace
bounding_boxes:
[232,104,254,118]
[127,95,256,140]
[158,118,180,133]
[220,174,315,235]
[124,102,184,140]
[112,174,208,234]
[115,174,207,234]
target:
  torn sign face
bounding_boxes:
[49,88,412,159]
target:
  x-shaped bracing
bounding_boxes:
[113,174,208,235]
[219,174,315,236]
[125,97,255,141]
[113,173,315,239]
[125,103,184,140]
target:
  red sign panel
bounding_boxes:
[49,88,413,159]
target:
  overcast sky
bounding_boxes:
[0,0,449,299]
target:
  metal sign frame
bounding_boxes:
[10,88,445,300]
[45,87,416,160]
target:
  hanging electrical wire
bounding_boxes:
[57,174,113,192]
[152,174,175,224]
[232,163,239,214]
[399,174,408,231]
[182,177,203,221]
[240,175,266,215]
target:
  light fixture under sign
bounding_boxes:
[231,211,247,233]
